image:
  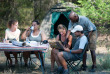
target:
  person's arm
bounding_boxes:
[21,27,30,40]
[63,30,71,45]
[4,29,10,43]
[86,17,95,37]
[41,31,47,41]
[66,35,72,48]
[16,30,21,41]
[88,31,92,38]
[66,30,71,39]
[66,21,73,39]
[5,30,7,40]
[64,48,83,53]
[64,21,73,45]
[56,35,59,41]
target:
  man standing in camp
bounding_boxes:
[64,11,97,72]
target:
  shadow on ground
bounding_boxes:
[0,48,110,74]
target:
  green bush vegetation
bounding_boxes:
[0,0,34,28]
[0,0,58,40]
[96,53,110,70]
[65,0,110,34]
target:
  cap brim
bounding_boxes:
[71,29,76,33]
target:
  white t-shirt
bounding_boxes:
[5,28,21,41]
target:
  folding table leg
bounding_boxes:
[6,58,9,66]
[38,52,44,74]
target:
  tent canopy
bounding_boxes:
[40,2,78,39]
[50,11,70,38]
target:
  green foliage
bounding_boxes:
[75,0,110,26]
[78,0,110,34]
[100,54,110,69]
[62,0,110,34]
[0,0,58,40]
[0,0,58,28]
[0,0,34,28]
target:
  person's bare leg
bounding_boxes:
[80,51,87,71]
[83,51,87,66]
[23,52,30,66]
[4,52,12,66]
[51,49,55,71]
[89,50,96,72]
[34,51,44,68]
[53,49,61,67]
[12,52,18,65]
[90,50,96,66]
[57,52,67,69]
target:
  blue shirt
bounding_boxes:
[72,35,88,59]
[68,16,96,36]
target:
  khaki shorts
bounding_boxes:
[88,30,97,50]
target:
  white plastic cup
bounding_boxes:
[30,26,34,30]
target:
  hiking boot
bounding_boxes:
[63,69,69,74]
[89,65,97,72]
[79,64,87,71]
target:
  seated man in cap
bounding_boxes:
[57,25,88,74]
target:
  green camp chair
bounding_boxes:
[67,43,88,74]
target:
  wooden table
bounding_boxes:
[0,42,49,74]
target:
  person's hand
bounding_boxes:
[63,38,68,46]
[87,36,90,42]
[64,48,70,52]
[5,40,9,43]
[25,27,31,37]
[26,27,30,31]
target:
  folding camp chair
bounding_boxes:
[67,43,88,73]
[28,52,45,64]
[28,51,46,74]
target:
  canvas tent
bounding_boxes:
[40,2,77,39]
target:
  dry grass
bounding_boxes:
[0,46,110,74]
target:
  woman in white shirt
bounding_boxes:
[4,20,21,66]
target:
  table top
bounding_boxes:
[0,42,49,52]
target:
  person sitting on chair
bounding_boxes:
[51,24,72,72]
[4,19,21,66]
[57,25,88,74]
[21,20,47,67]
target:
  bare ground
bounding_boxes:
[0,45,110,74]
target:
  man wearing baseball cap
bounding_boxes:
[65,11,97,72]
[57,25,88,74]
